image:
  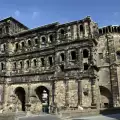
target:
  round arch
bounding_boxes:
[35,86,49,113]
[99,86,112,108]
[15,87,26,111]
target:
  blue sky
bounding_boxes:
[0,0,120,28]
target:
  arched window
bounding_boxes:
[20,61,23,69]
[14,62,17,69]
[34,38,38,44]
[41,58,45,66]
[41,36,46,44]
[60,29,65,35]
[15,43,19,51]
[33,59,37,67]
[71,51,76,60]
[83,49,89,58]
[28,40,31,46]
[26,60,30,68]
[1,63,4,70]
[49,34,53,43]
[80,24,84,32]
[60,53,65,61]
[21,41,25,48]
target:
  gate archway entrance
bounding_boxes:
[15,87,26,111]
[35,86,49,113]
[99,86,112,108]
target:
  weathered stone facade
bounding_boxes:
[0,16,119,114]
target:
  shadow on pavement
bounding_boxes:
[100,108,120,120]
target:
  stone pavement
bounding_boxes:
[17,114,67,120]
[72,113,120,120]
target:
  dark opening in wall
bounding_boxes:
[33,59,37,67]
[21,42,25,48]
[20,61,23,68]
[114,27,117,32]
[71,51,76,60]
[15,43,19,51]
[83,49,89,58]
[112,27,114,32]
[60,53,65,61]
[28,40,31,46]
[118,26,120,32]
[49,57,53,66]
[108,26,111,32]
[80,24,84,32]
[99,53,103,59]
[116,51,120,59]
[49,34,53,42]
[35,38,38,44]
[3,44,6,51]
[106,27,108,33]
[41,37,46,43]
[60,29,65,35]
[26,60,30,68]
[14,62,16,69]
[99,29,102,34]
[60,65,64,72]
[0,28,2,34]
[1,63,4,70]
[84,63,89,70]
[103,28,106,34]
[6,26,9,33]
[41,58,45,66]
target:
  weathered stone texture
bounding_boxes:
[0,16,120,114]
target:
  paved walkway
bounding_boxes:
[18,114,63,120]
[73,113,120,120]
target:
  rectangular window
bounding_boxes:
[71,51,76,60]
[0,28,2,35]
[41,58,45,66]
[49,57,53,66]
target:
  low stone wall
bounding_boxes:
[0,112,26,120]
[0,113,15,120]
[60,109,99,118]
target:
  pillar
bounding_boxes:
[91,79,96,107]
[78,80,82,106]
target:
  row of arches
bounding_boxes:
[13,85,112,112]
[14,86,49,112]
[15,34,54,51]
[14,24,85,51]
[0,49,89,71]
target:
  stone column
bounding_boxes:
[91,79,96,107]
[3,82,9,111]
[78,80,82,106]
[52,80,55,105]
[65,79,69,107]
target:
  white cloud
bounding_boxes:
[14,10,20,17]
[113,12,119,16]
[32,11,39,19]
